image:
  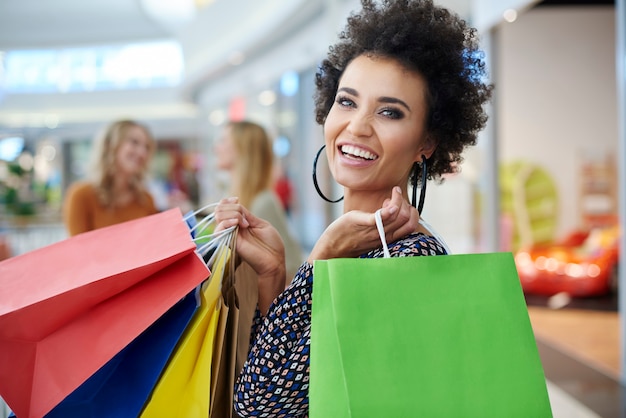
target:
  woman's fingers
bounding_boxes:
[210,197,286,315]
[379,187,419,243]
[213,197,250,232]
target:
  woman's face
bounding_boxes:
[214,126,237,171]
[115,125,152,176]
[323,54,435,207]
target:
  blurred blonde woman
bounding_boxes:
[214,120,304,282]
[63,119,158,236]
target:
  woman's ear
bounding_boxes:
[417,136,437,160]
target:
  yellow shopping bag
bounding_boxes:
[141,245,230,417]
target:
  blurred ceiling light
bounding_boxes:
[44,114,59,129]
[41,144,57,161]
[18,151,34,171]
[0,137,24,161]
[209,109,226,126]
[280,71,299,97]
[258,90,277,106]
[195,0,215,8]
[277,111,297,128]
[141,0,199,32]
[503,9,518,23]
[273,136,291,158]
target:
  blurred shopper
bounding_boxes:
[63,119,158,236]
[214,120,304,282]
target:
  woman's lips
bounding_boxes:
[340,144,377,160]
[337,144,379,166]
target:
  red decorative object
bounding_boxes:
[515,225,620,297]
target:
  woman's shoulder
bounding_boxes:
[66,181,98,199]
[139,188,157,210]
[68,180,95,192]
[362,232,448,258]
[251,189,280,209]
[250,190,285,219]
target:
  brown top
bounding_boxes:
[63,181,158,236]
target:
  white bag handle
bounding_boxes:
[187,204,238,270]
[374,209,451,258]
[374,209,392,258]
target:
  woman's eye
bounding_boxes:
[380,107,404,120]
[335,96,355,108]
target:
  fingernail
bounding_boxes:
[394,186,401,194]
[389,205,398,214]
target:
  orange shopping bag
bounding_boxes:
[0,209,210,418]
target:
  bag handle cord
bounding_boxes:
[374,209,452,257]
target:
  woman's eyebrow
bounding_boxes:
[338,87,358,96]
[379,96,411,111]
[337,87,411,111]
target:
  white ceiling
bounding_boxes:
[0,0,173,50]
[0,0,474,136]
[0,0,474,51]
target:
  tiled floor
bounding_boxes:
[529,306,620,378]
[529,306,624,417]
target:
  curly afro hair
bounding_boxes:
[314,0,493,181]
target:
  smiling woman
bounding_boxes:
[62,119,158,236]
[209,1,494,416]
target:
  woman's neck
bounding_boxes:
[343,189,410,214]
[110,175,136,206]
[112,173,132,191]
[228,171,242,197]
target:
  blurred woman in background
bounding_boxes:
[63,119,158,236]
[214,120,304,282]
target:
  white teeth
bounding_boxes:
[340,145,377,160]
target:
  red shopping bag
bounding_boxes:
[0,209,210,418]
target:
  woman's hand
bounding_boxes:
[307,187,419,262]
[214,197,286,314]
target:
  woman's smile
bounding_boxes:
[337,144,379,165]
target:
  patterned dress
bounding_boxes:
[234,232,447,417]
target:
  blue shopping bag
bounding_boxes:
[43,287,200,418]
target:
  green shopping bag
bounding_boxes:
[310,252,552,417]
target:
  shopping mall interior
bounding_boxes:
[0,0,624,416]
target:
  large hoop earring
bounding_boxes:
[411,155,428,213]
[312,145,344,203]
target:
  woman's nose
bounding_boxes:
[139,144,149,157]
[135,143,150,161]
[346,111,373,137]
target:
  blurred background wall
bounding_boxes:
[0,0,617,256]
